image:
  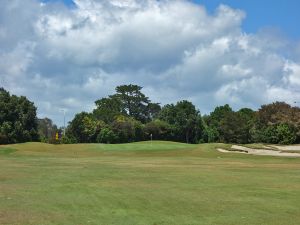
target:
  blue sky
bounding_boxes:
[1,0,300,126]
[196,0,300,38]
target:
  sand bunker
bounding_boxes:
[217,145,300,157]
[269,145,300,151]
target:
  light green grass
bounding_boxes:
[1,141,300,225]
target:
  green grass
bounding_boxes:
[0,147,17,155]
[1,141,300,225]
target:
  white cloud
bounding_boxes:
[0,0,299,125]
[283,61,300,87]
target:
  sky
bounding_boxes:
[1,0,300,126]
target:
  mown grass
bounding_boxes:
[0,141,300,225]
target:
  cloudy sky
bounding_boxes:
[1,0,300,126]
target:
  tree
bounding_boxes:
[276,123,296,144]
[97,128,118,144]
[110,115,145,143]
[0,88,39,144]
[218,111,248,143]
[159,100,203,143]
[93,97,123,123]
[203,104,233,143]
[253,102,300,143]
[112,84,160,123]
[67,112,105,143]
[144,119,172,140]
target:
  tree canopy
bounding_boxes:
[1,85,300,145]
[0,88,39,144]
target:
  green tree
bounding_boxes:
[113,84,160,123]
[0,88,39,144]
[93,97,123,123]
[276,123,296,144]
[203,104,233,143]
[97,128,118,144]
[67,112,105,143]
[110,115,145,143]
[253,102,300,143]
[159,100,203,143]
[144,119,172,140]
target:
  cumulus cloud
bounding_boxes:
[0,0,299,125]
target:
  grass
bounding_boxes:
[1,141,300,225]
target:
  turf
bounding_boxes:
[1,141,300,225]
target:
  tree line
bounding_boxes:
[1,85,300,145]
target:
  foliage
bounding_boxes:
[0,87,39,144]
[159,100,203,143]
[93,97,123,123]
[144,119,173,140]
[67,112,105,143]
[96,128,118,144]
[94,84,161,124]
[111,115,144,143]
[2,85,300,145]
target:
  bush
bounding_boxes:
[276,124,296,144]
[97,128,118,144]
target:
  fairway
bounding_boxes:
[1,142,300,225]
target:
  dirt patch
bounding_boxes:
[217,145,300,157]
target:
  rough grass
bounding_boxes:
[1,141,300,225]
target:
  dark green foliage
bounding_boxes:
[67,85,300,145]
[276,123,297,144]
[97,128,118,144]
[94,84,161,124]
[111,115,144,143]
[0,88,39,144]
[253,123,297,144]
[3,85,300,145]
[114,84,150,122]
[144,119,173,140]
[158,100,203,143]
[201,126,219,143]
[204,105,255,144]
[67,112,105,143]
[93,97,123,123]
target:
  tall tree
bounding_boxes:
[159,100,203,143]
[93,96,123,123]
[67,112,105,143]
[252,102,300,144]
[113,84,160,123]
[0,88,38,144]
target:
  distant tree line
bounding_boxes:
[1,85,300,145]
[64,84,300,145]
